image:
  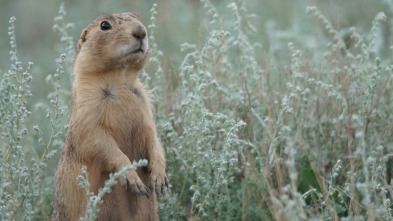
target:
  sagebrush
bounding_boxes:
[1,0,393,220]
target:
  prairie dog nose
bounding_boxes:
[132,26,146,40]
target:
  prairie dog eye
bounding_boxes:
[100,21,112,30]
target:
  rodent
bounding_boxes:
[51,12,167,221]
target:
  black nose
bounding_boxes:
[132,28,146,40]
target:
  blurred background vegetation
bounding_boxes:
[0,0,390,117]
[1,0,393,220]
[0,0,389,96]
[0,0,389,67]
[0,0,389,135]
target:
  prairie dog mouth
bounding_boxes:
[117,43,147,57]
[131,48,144,54]
[126,40,148,56]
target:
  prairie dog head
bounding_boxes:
[76,12,149,73]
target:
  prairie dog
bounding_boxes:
[52,12,167,221]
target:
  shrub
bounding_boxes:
[1,0,393,220]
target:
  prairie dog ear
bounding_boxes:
[77,29,88,53]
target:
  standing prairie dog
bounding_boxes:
[52,12,167,221]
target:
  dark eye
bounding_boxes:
[100,21,112,30]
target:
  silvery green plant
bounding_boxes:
[78,159,148,221]
[0,16,34,221]
[258,5,393,220]
[52,2,76,65]
[33,2,73,164]
[0,4,72,220]
[140,3,165,113]
[154,0,254,219]
[1,1,393,220]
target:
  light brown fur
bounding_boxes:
[52,13,167,221]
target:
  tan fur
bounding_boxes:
[52,13,167,221]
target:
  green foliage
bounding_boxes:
[298,168,322,194]
[1,0,393,220]
[0,4,71,220]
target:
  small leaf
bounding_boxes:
[297,168,322,194]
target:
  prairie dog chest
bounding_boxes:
[76,78,150,132]
[99,83,146,120]
[98,83,143,105]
